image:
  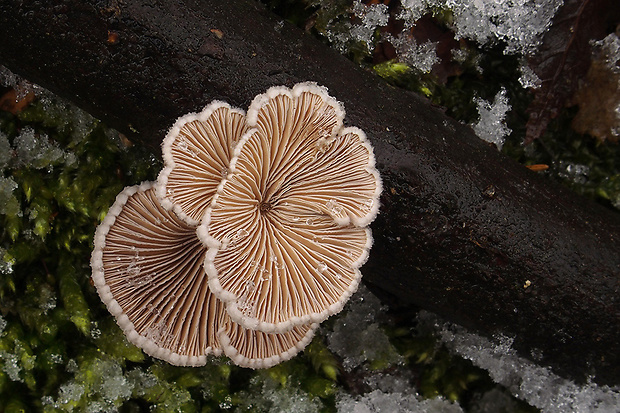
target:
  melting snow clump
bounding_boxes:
[472,88,511,150]
[443,0,564,55]
[235,374,322,413]
[337,389,464,413]
[327,285,403,371]
[13,126,76,169]
[419,311,620,413]
[351,0,389,51]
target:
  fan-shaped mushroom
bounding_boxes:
[93,82,381,366]
[157,102,249,226]
[91,182,317,367]
[199,83,382,333]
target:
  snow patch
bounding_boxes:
[420,311,620,413]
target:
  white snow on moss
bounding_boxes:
[326,286,403,372]
[386,33,440,73]
[13,126,75,169]
[0,176,19,218]
[0,350,23,382]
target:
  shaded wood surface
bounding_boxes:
[0,0,618,385]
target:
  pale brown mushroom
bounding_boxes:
[91,182,317,367]
[199,82,382,333]
[157,102,249,226]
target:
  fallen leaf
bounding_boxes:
[524,0,616,144]
[0,88,35,114]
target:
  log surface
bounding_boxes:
[0,0,618,385]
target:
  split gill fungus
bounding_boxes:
[91,82,382,368]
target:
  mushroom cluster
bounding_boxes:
[91,83,382,368]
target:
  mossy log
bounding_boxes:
[0,0,618,385]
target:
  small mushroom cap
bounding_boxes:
[92,182,319,367]
[157,102,249,226]
[199,83,381,333]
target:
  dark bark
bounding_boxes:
[0,0,618,385]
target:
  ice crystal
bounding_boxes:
[39,286,57,313]
[50,353,64,364]
[258,380,322,413]
[37,95,99,146]
[519,60,542,89]
[472,88,512,150]
[97,360,132,404]
[397,0,439,29]
[386,33,439,73]
[44,358,134,412]
[57,382,85,405]
[325,0,389,53]
[397,0,564,57]
[0,247,14,275]
[558,162,590,185]
[351,0,389,51]
[126,368,158,397]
